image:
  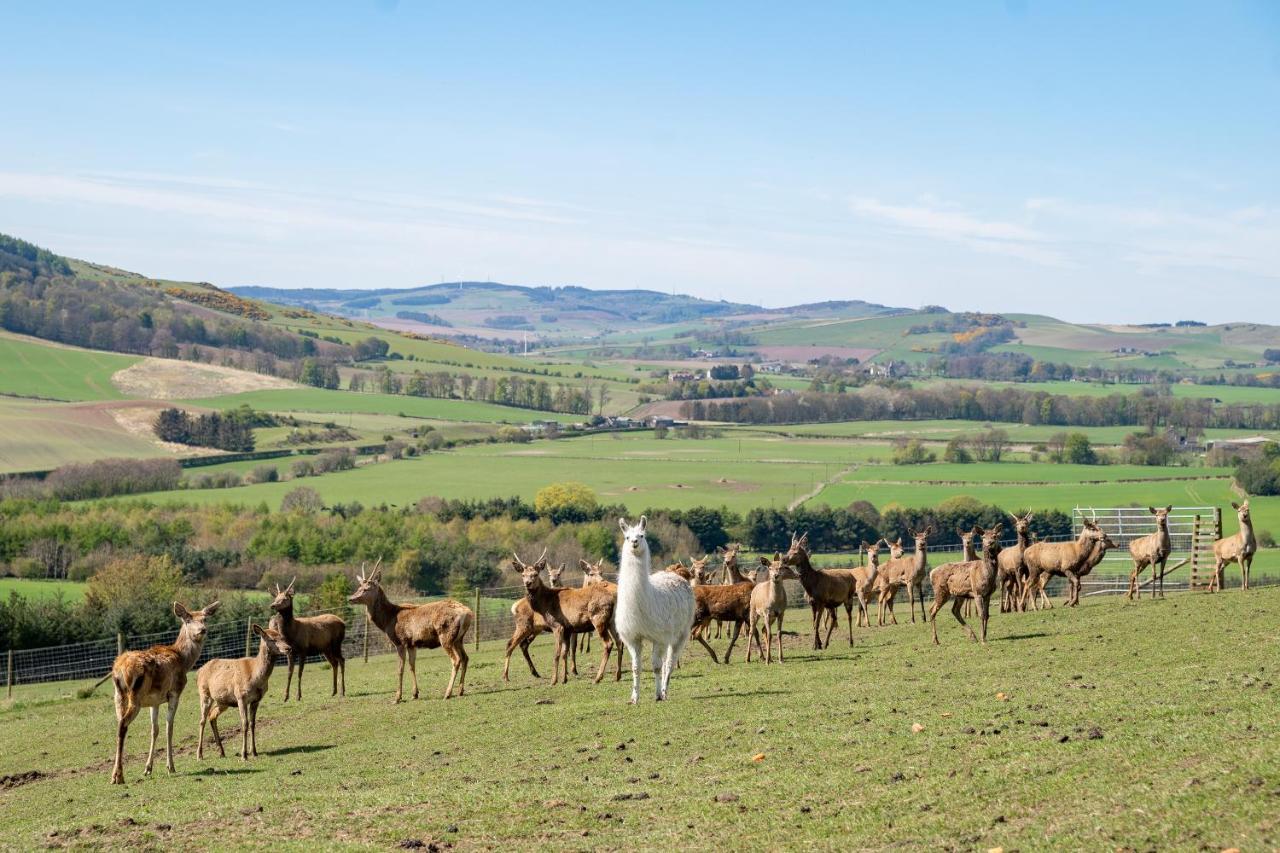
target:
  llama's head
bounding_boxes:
[1148,505,1172,530]
[618,516,649,559]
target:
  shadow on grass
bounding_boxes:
[259,744,334,757]
[194,766,264,776]
[996,632,1049,641]
[690,689,789,700]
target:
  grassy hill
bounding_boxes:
[1,588,1276,849]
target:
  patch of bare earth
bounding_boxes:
[111,358,298,400]
[103,402,223,457]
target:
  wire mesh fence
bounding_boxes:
[6,559,1273,692]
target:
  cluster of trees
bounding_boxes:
[154,407,264,451]
[683,386,1280,432]
[0,458,184,502]
[348,367,597,414]
[394,310,452,327]
[1234,443,1280,496]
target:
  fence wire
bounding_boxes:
[5,566,1272,691]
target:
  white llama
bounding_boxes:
[615,516,696,703]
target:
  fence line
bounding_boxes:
[6,568,1273,690]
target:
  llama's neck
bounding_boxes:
[619,547,654,599]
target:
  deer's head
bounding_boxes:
[1231,500,1251,527]
[1148,505,1172,530]
[174,600,220,644]
[513,548,550,593]
[780,531,810,570]
[863,539,885,565]
[887,538,905,560]
[976,524,1003,559]
[547,562,566,588]
[251,623,292,658]
[908,526,933,551]
[269,577,297,612]
[349,558,384,606]
[579,558,606,585]
[1009,511,1034,538]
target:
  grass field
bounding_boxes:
[0,334,137,402]
[188,388,580,425]
[743,420,1280,444]
[0,578,88,603]
[923,377,1280,405]
[1,589,1276,849]
[0,399,175,473]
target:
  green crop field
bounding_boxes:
[0,578,88,603]
[188,388,580,425]
[741,420,1280,445]
[0,334,138,402]
[0,399,174,473]
[923,377,1280,405]
[1,589,1276,849]
[838,461,1234,484]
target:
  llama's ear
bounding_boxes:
[638,515,647,533]
[618,517,628,533]
[173,602,192,621]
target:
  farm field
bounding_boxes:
[187,388,581,425]
[742,420,1280,444]
[923,377,1280,405]
[0,334,138,402]
[0,399,175,473]
[837,461,1234,484]
[0,578,88,603]
[1,589,1276,850]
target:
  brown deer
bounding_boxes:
[1126,506,1173,600]
[1024,520,1108,609]
[196,624,291,761]
[997,512,1034,613]
[877,527,932,625]
[852,540,884,628]
[109,600,220,785]
[712,543,748,638]
[747,555,800,663]
[269,577,346,701]
[515,552,620,685]
[956,526,979,617]
[780,532,857,649]
[1212,501,1256,591]
[927,525,1002,645]
[348,561,472,701]
[688,559,753,664]
[502,561,566,681]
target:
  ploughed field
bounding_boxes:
[2,588,1276,850]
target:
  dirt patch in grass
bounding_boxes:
[112,358,298,400]
[103,402,223,457]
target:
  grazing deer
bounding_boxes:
[1024,520,1108,609]
[109,600,220,785]
[502,561,566,681]
[615,516,696,703]
[197,624,291,761]
[1126,506,1173,600]
[747,555,800,663]
[688,559,754,664]
[997,512,1034,613]
[780,532,857,650]
[1212,501,1256,591]
[348,561,472,701]
[877,527,932,625]
[927,525,1002,645]
[515,551,620,685]
[269,577,346,701]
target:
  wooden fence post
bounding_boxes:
[245,619,253,657]
[117,632,124,656]
[474,587,481,650]
[6,649,12,699]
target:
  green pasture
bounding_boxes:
[0,399,173,473]
[187,388,579,425]
[0,578,88,604]
[0,334,137,402]
[1,588,1276,849]
[838,461,1234,484]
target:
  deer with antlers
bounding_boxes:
[927,525,1002,645]
[688,557,754,664]
[514,550,621,685]
[269,576,346,701]
[780,532,857,650]
[997,512,1034,613]
[109,600,220,784]
[1023,519,1108,609]
[1126,506,1173,600]
[502,561,566,681]
[348,559,472,701]
[1212,500,1256,592]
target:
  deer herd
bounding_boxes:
[107,501,1258,783]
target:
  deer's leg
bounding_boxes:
[295,656,304,701]
[694,620,720,664]
[1243,554,1251,590]
[208,706,226,757]
[842,603,853,646]
[810,605,822,650]
[250,700,259,756]
[281,653,294,702]
[746,616,756,663]
[197,696,209,760]
[593,622,612,685]
[111,688,138,785]
[613,627,623,681]
[164,694,178,773]
[393,645,406,704]
[1127,562,1141,600]
[143,705,159,776]
[521,635,541,679]
[238,699,249,761]
[329,652,339,697]
[951,597,976,642]
[456,643,468,697]
[777,611,785,662]
[978,595,991,645]
[406,646,420,699]
[928,590,947,645]
[338,651,345,697]
[724,620,743,664]
[441,641,463,699]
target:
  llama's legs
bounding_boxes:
[649,645,663,700]
[625,640,642,704]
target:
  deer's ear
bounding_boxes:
[202,601,220,618]
[1231,501,1240,510]
[579,559,592,569]
[1148,506,1158,515]
[759,556,770,566]
[1165,505,1172,513]
[173,602,192,621]
[251,623,266,638]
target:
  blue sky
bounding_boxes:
[2,2,1278,322]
